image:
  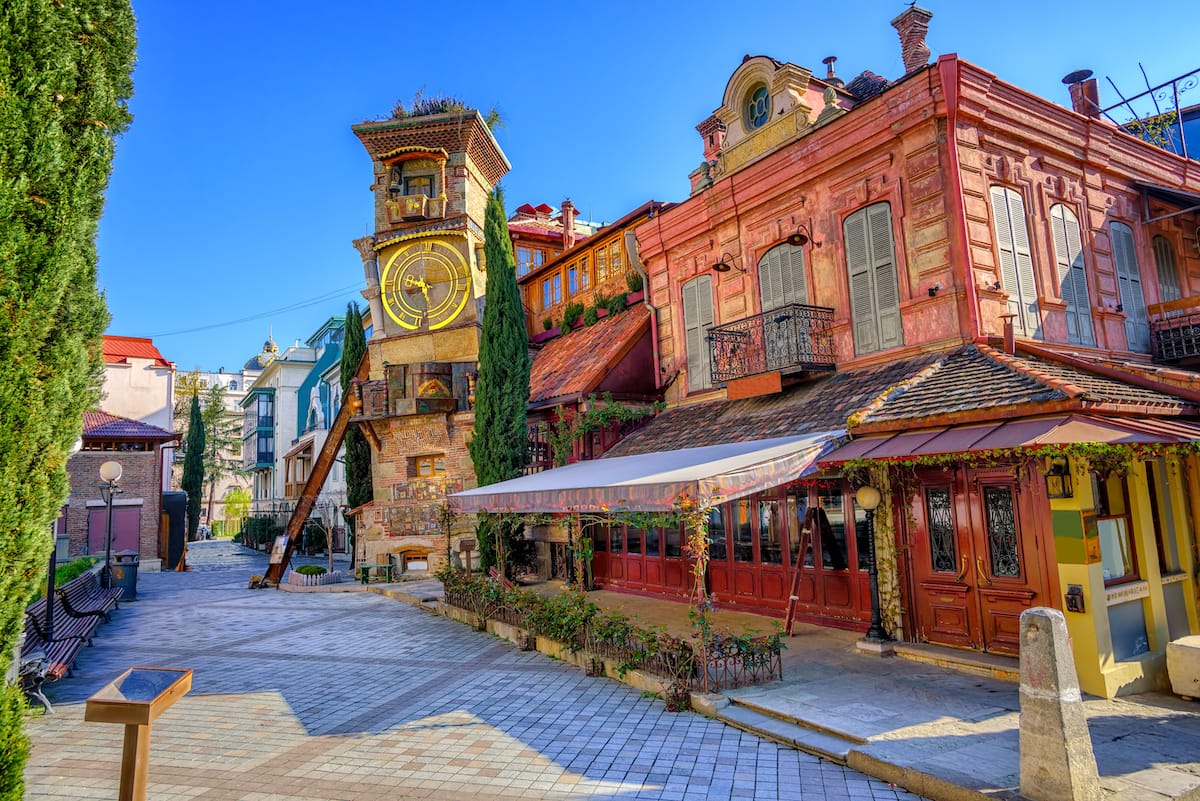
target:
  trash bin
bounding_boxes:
[110,550,139,601]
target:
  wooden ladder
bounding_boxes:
[261,354,369,585]
[782,523,813,636]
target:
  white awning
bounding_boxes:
[448,430,844,513]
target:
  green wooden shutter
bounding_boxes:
[684,276,714,391]
[1112,222,1150,351]
[868,204,902,349]
[991,186,1041,338]
[1153,235,1181,303]
[844,209,876,354]
[1050,204,1095,347]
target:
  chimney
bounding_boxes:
[561,199,577,250]
[1000,314,1016,355]
[822,56,844,88]
[696,115,726,163]
[891,5,934,74]
[1062,69,1101,118]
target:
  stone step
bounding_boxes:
[729,695,870,745]
[714,703,854,764]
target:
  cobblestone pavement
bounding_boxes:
[25,542,928,800]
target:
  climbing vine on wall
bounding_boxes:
[549,393,665,466]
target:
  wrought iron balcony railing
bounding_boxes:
[708,303,836,383]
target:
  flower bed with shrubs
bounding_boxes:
[437,567,782,704]
[286,564,345,587]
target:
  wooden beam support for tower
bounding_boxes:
[260,354,370,585]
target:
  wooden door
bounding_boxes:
[907,473,980,649]
[906,467,1045,655]
[964,471,1043,655]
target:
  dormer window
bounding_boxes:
[745,84,770,130]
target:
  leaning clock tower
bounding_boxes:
[349,107,510,571]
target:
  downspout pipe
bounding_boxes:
[938,55,983,342]
[626,214,663,390]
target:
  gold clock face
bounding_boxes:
[380,239,471,331]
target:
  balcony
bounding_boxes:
[355,379,458,419]
[708,303,836,383]
[353,363,470,421]
[1150,295,1200,364]
[385,194,446,224]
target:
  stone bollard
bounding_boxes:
[1019,607,1102,801]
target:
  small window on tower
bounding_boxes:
[405,176,433,197]
[414,455,446,478]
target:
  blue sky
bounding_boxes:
[98,0,1200,373]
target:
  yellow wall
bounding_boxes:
[1050,456,1198,697]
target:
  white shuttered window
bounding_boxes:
[844,202,903,355]
[1111,222,1150,352]
[990,186,1042,339]
[758,243,807,310]
[1049,204,1095,347]
[683,275,715,392]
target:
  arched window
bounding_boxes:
[989,186,1041,338]
[1049,204,1095,346]
[229,380,237,391]
[682,275,715,392]
[1111,222,1150,352]
[744,84,770,130]
[758,242,807,310]
[844,202,902,355]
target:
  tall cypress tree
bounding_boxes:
[181,394,205,543]
[469,189,530,571]
[340,303,372,532]
[0,1,136,795]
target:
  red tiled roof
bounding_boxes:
[83,411,176,441]
[529,305,651,406]
[103,336,171,367]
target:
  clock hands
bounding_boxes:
[403,274,432,304]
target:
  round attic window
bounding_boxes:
[745,84,770,130]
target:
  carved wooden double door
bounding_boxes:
[904,467,1051,656]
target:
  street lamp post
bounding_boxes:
[855,484,890,644]
[99,460,123,590]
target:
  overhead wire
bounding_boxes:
[148,282,363,338]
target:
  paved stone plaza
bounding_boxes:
[24,542,928,800]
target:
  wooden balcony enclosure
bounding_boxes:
[1150,295,1200,364]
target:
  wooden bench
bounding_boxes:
[20,571,122,713]
[357,563,395,584]
[57,570,122,622]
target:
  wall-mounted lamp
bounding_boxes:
[786,223,822,248]
[928,281,944,298]
[1045,455,1073,499]
[712,253,746,274]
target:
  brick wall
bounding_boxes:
[64,449,164,568]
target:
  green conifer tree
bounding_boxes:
[469,189,530,571]
[0,1,136,794]
[181,394,205,541]
[340,304,372,540]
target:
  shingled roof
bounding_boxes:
[605,351,944,457]
[529,306,651,407]
[83,411,176,441]
[857,344,1194,429]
